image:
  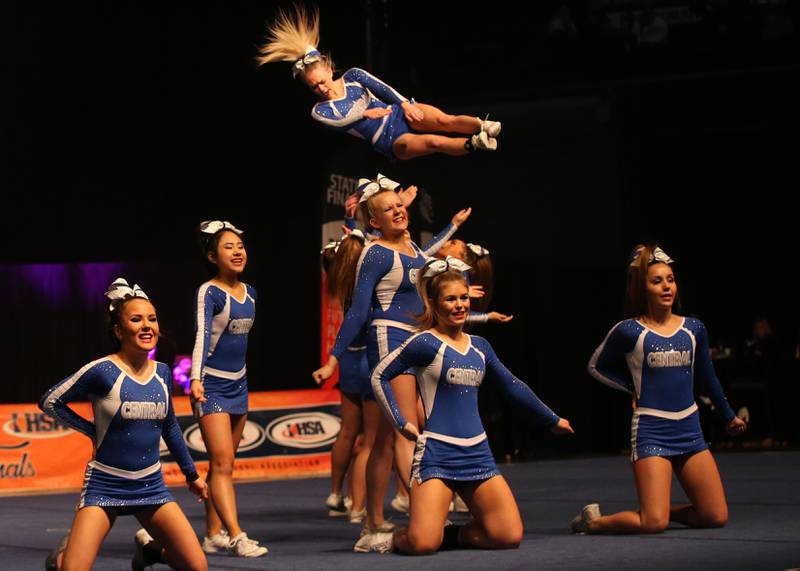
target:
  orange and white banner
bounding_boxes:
[320,271,344,390]
[0,389,341,495]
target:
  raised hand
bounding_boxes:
[550,417,575,435]
[452,207,472,227]
[398,185,418,207]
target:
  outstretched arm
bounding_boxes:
[466,311,513,324]
[477,338,562,427]
[420,208,472,257]
[421,224,457,257]
[693,321,737,424]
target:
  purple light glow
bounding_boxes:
[19,264,71,306]
[172,355,192,395]
[16,262,126,308]
[79,263,126,308]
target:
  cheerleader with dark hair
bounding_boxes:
[40,279,208,570]
[188,220,268,557]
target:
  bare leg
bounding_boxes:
[393,478,453,554]
[458,475,523,549]
[587,456,673,534]
[351,401,381,514]
[136,503,207,571]
[200,412,247,538]
[393,133,469,159]
[365,413,395,529]
[348,433,365,509]
[406,103,481,135]
[395,473,409,499]
[671,450,728,528]
[331,392,363,496]
[61,507,114,571]
[204,492,224,538]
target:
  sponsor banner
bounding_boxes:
[0,403,93,493]
[162,391,341,485]
[0,389,341,495]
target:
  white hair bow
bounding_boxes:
[200,220,243,236]
[105,278,149,311]
[422,256,472,279]
[347,229,366,242]
[466,243,489,257]
[629,246,674,267]
[320,240,340,255]
[292,46,322,78]
[357,173,401,204]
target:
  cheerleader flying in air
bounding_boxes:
[256,5,502,160]
[572,244,747,535]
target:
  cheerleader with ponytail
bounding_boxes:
[257,5,502,161]
[363,259,573,554]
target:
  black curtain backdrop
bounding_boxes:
[3,1,799,453]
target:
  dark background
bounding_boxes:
[2,1,799,455]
